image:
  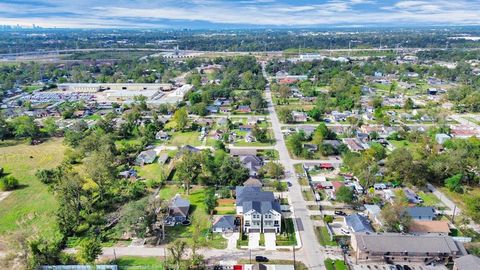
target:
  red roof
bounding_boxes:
[279,78,298,84]
[319,163,333,169]
[331,181,345,192]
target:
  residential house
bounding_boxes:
[453,255,480,270]
[157,153,170,165]
[237,105,252,113]
[351,232,466,264]
[247,116,258,125]
[296,126,316,138]
[409,220,450,235]
[155,131,170,140]
[344,214,374,233]
[239,155,264,177]
[169,194,190,222]
[406,206,436,221]
[327,181,345,200]
[243,177,263,188]
[235,186,282,233]
[239,125,254,132]
[230,148,258,157]
[212,215,239,233]
[303,143,318,153]
[219,106,232,113]
[435,133,451,145]
[207,105,219,114]
[364,204,382,226]
[343,138,368,152]
[135,150,157,166]
[291,111,308,122]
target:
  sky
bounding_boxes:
[1,0,480,29]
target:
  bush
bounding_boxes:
[0,175,19,191]
[323,215,334,224]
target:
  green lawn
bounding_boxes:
[166,131,201,147]
[315,226,337,246]
[302,190,314,201]
[214,199,236,215]
[0,138,66,238]
[135,163,167,183]
[158,185,227,249]
[111,256,164,270]
[324,259,347,270]
[418,191,443,207]
[276,218,297,246]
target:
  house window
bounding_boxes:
[245,221,250,226]
[274,220,279,225]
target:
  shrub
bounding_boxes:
[0,175,19,191]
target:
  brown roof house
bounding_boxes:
[409,220,450,235]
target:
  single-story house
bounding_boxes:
[238,105,252,113]
[239,125,254,132]
[135,150,157,166]
[212,215,238,233]
[230,148,258,157]
[344,213,374,233]
[303,143,318,152]
[409,220,450,235]
[169,194,190,222]
[291,111,308,122]
[155,131,170,140]
[406,206,436,221]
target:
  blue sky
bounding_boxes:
[1,0,480,28]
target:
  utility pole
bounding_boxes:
[249,248,252,264]
[452,205,457,224]
[293,244,296,270]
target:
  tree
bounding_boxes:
[404,97,415,110]
[287,133,304,157]
[252,124,268,143]
[175,153,202,194]
[335,186,354,203]
[42,117,58,137]
[260,162,285,179]
[277,108,293,123]
[173,107,188,131]
[77,238,102,264]
[278,85,291,103]
[445,174,464,193]
[0,112,9,140]
[168,239,187,270]
[0,175,19,191]
[204,188,217,215]
[10,115,38,139]
[381,202,411,232]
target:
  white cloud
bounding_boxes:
[1,0,480,28]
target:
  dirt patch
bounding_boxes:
[0,191,12,203]
[217,199,235,205]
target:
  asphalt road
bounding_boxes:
[262,66,328,269]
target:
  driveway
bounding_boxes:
[264,232,277,251]
[248,232,260,250]
[224,232,240,250]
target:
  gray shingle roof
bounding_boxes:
[212,215,236,230]
[345,214,374,233]
[235,186,280,214]
[406,206,436,219]
[454,254,480,270]
[353,232,466,255]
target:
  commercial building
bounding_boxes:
[351,232,466,264]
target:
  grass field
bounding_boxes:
[315,226,337,246]
[166,131,201,147]
[0,138,66,238]
[418,191,443,207]
[214,198,236,215]
[109,256,164,270]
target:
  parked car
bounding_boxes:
[255,256,269,262]
[403,266,412,270]
[334,210,347,216]
[287,181,292,187]
[395,265,404,270]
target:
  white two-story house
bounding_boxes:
[235,186,282,233]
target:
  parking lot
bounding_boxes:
[350,263,448,270]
